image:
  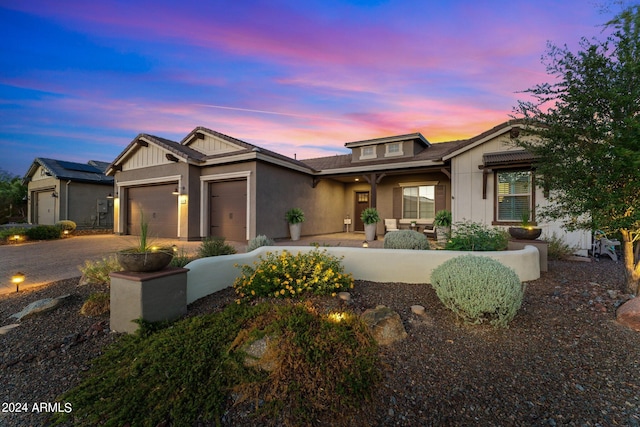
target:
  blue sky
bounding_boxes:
[0,0,625,177]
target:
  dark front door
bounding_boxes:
[209,180,247,241]
[354,191,370,232]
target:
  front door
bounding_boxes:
[354,191,370,232]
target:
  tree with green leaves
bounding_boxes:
[514,5,640,294]
[0,169,27,223]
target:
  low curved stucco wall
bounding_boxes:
[185,245,540,304]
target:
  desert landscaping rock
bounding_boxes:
[1,259,639,426]
[361,305,408,346]
[616,296,640,331]
[410,304,426,316]
[10,294,71,320]
[0,323,20,335]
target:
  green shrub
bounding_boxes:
[234,249,354,301]
[430,254,524,328]
[25,225,61,240]
[545,232,576,260]
[169,247,195,267]
[198,236,237,258]
[56,220,77,233]
[383,229,430,250]
[79,255,123,285]
[247,234,275,252]
[445,220,509,251]
[53,302,380,426]
[0,227,28,243]
[80,292,110,316]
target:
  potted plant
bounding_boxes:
[285,208,305,241]
[361,207,380,241]
[508,209,542,240]
[117,212,174,272]
[434,210,452,245]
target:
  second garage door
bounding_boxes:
[209,180,247,241]
[127,184,177,238]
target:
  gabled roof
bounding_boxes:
[442,120,526,161]
[106,133,207,175]
[187,127,316,172]
[344,133,430,148]
[302,139,467,172]
[24,158,114,184]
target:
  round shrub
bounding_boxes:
[56,220,77,233]
[383,230,430,250]
[26,225,61,240]
[430,254,524,328]
[247,234,275,252]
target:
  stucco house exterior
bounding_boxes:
[105,121,590,254]
[23,158,114,228]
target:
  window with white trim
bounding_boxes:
[360,146,376,160]
[402,185,435,219]
[496,170,532,222]
[385,142,403,157]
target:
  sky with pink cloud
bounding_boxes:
[0,0,627,177]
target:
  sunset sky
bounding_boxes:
[0,0,624,177]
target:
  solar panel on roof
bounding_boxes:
[57,161,101,173]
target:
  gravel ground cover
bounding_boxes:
[0,258,638,426]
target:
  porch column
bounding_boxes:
[362,173,386,209]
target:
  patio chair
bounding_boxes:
[593,230,621,261]
[384,219,399,233]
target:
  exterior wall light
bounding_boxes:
[12,272,25,292]
[51,191,58,198]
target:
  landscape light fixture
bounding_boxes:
[12,272,25,293]
[362,241,369,248]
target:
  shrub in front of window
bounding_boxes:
[247,234,275,252]
[430,254,524,328]
[383,230,430,250]
[56,220,77,233]
[234,249,354,302]
[445,220,509,251]
[198,236,237,258]
[25,225,62,240]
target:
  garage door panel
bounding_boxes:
[127,184,177,238]
[209,180,246,241]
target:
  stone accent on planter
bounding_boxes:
[110,267,188,334]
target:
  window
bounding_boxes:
[359,146,376,160]
[402,185,435,219]
[385,142,403,157]
[496,171,532,222]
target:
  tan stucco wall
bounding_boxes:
[185,245,540,304]
[255,162,345,239]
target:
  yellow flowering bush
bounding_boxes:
[234,249,354,301]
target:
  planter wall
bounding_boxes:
[110,267,188,334]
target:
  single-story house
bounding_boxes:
[105,120,591,255]
[23,158,114,228]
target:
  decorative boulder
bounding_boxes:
[242,335,279,372]
[361,305,407,346]
[616,297,640,332]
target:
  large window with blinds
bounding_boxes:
[402,185,435,219]
[496,171,532,222]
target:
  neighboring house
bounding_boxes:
[23,158,114,228]
[105,121,590,254]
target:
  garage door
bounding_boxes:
[36,191,55,225]
[209,180,247,241]
[127,184,177,238]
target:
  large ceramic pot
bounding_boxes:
[364,223,377,241]
[289,222,302,241]
[117,250,174,272]
[508,227,542,240]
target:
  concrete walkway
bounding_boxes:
[0,232,383,296]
